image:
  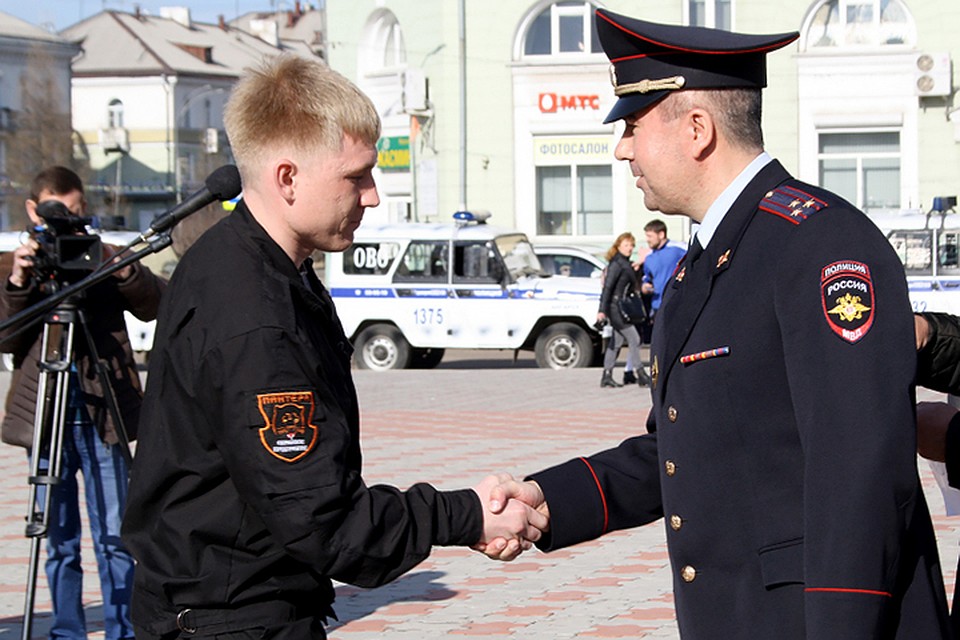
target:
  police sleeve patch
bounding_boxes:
[820,261,874,343]
[256,391,319,462]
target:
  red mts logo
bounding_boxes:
[538,93,600,113]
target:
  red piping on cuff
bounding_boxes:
[805,587,892,598]
[578,457,609,534]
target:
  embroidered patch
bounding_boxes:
[257,391,319,463]
[760,185,828,225]
[820,261,874,343]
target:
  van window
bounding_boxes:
[394,241,449,282]
[453,241,503,283]
[887,230,931,275]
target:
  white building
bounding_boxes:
[326,0,960,247]
[61,7,285,231]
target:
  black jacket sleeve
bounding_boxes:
[916,311,960,394]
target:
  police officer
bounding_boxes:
[120,54,545,640]
[483,9,952,639]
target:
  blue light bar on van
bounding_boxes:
[452,210,491,225]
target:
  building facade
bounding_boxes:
[60,7,285,231]
[0,11,79,228]
[326,0,960,247]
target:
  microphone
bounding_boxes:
[140,164,242,241]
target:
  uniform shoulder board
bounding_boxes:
[759,182,830,225]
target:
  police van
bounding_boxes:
[325,212,602,370]
[868,201,960,314]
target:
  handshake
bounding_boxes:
[470,474,549,562]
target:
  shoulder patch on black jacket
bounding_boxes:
[759,183,829,225]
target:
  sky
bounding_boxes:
[0,0,303,33]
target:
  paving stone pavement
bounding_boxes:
[0,366,955,639]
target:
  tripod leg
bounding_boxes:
[21,315,75,640]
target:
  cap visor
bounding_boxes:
[603,91,669,124]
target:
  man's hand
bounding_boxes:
[641,282,654,294]
[917,401,957,462]
[915,314,931,351]
[471,474,548,562]
[472,475,549,561]
[8,238,38,289]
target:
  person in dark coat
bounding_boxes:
[120,54,545,640]
[0,166,166,640]
[597,231,648,387]
[479,9,953,639]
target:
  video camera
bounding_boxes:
[30,200,102,288]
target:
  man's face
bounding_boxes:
[614,102,688,215]
[26,189,86,226]
[290,134,380,254]
[645,229,665,249]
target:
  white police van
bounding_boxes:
[868,202,960,314]
[325,212,602,370]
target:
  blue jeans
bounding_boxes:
[35,382,135,639]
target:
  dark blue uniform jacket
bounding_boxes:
[531,161,952,639]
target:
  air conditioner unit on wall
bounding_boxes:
[402,69,429,113]
[98,128,129,153]
[204,128,219,154]
[915,51,952,97]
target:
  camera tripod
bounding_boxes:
[20,295,132,640]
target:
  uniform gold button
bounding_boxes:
[665,460,676,476]
[670,514,683,530]
[681,565,696,582]
[667,406,678,422]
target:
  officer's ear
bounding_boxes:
[688,108,716,160]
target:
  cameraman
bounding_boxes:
[0,166,165,640]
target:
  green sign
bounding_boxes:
[377,136,410,171]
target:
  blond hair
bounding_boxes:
[224,54,381,175]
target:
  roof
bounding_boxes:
[231,7,325,51]
[60,9,286,79]
[0,10,68,42]
[353,221,526,243]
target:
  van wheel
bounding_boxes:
[354,325,411,371]
[534,323,593,369]
[410,348,445,369]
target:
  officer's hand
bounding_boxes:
[915,314,932,351]
[917,401,957,462]
[471,474,548,562]
[9,239,38,288]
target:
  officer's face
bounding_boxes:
[614,100,690,217]
[294,134,380,254]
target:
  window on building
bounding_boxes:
[360,9,406,75]
[522,1,601,58]
[687,0,732,30]
[802,0,914,49]
[536,164,612,236]
[818,131,900,213]
[108,99,124,129]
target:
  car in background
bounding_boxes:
[325,212,603,370]
[534,244,607,279]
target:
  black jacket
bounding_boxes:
[599,252,639,328]
[122,203,482,635]
[530,161,951,639]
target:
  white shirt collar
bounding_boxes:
[692,152,773,249]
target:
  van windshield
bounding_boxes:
[495,233,542,279]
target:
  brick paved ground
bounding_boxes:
[0,366,956,639]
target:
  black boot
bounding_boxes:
[601,370,622,388]
[622,370,638,385]
[635,367,652,387]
